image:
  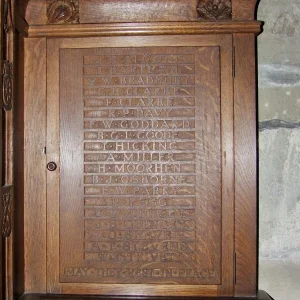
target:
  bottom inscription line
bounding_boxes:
[64,267,215,279]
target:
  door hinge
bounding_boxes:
[233,252,237,284]
[232,46,236,78]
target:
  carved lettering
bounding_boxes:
[84,163,194,174]
[84,175,195,184]
[76,48,211,283]
[64,267,215,279]
[84,97,195,107]
[84,64,195,75]
[84,87,195,97]
[84,219,196,230]
[84,119,193,129]
[84,142,194,151]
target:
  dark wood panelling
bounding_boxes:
[13,35,25,298]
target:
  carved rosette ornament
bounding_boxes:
[2,60,13,111]
[2,186,12,238]
[47,0,80,24]
[197,0,232,20]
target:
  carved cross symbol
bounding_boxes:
[2,188,12,238]
[197,0,232,21]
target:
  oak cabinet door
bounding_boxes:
[46,36,234,297]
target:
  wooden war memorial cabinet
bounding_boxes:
[0,0,272,299]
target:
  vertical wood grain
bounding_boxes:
[232,0,258,21]
[218,36,235,297]
[233,33,257,297]
[59,46,223,287]
[195,46,222,286]
[46,39,61,293]
[59,49,84,282]
[46,36,235,296]
[24,37,47,293]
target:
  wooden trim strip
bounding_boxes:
[28,21,262,38]
[60,283,218,296]
[24,37,47,293]
[233,33,257,297]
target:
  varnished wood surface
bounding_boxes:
[16,30,261,300]
[45,35,234,296]
[10,0,263,298]
[59,285,218,297]
[23,0,259,25]
[55,35,232,49]
[20,290,274,300]
[0,0,267,298]
[46,39,61,294]
[59,46,222,286]
[218,32,234,297]
[79,0,198,23]
[232,0,259,21]
[233,34,257,297]
[27,21,262,38]
[24,38,47,293]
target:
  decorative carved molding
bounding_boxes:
[28,22,262,38]
[3,0,13,56]
[2,185,12,238]
[197,0,232,21]
[3,0,9,34]
[47,0,79,24]
[2,60,13,111]
[3,0,14,33]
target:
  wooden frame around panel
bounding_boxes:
[33,35,235,297]
[15,0,261,297]
[233,33,257,297]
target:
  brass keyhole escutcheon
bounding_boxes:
[47,162,57,171]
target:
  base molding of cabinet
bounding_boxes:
[20,290,274,300]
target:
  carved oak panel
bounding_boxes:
[58,46,222,285]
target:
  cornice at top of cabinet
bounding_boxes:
[19,0,260,26]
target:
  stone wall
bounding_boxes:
[258,1,300,299]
